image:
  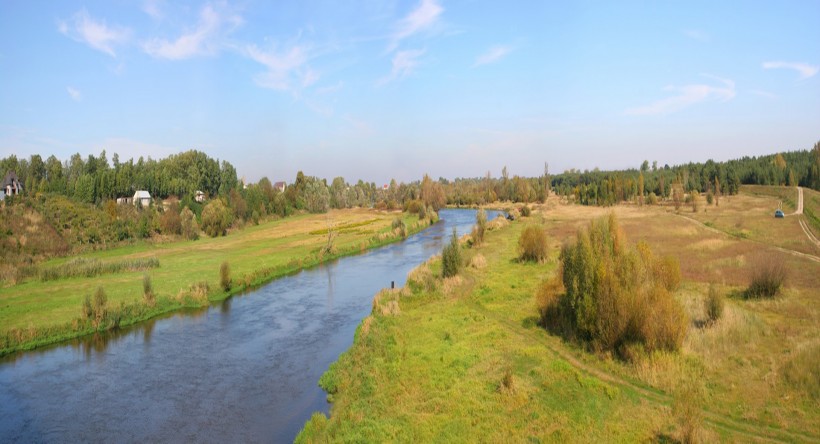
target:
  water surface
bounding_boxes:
[0,209,500,443]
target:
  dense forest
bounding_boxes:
[440,142,820,207]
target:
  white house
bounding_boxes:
[274,181,286,193]
[195,190,206,202]
[133,190,151,207]
[2,171,23,199]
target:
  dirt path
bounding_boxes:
[794,187,804,215]
[790,187,820,247]
[674,213,820,263]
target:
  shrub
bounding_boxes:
[646,192,658,205]
[745,255,787,298]
[472,209,487,246]
[180,207,200,240]
[547,213,687,356]
[220,261,232,292]
[674,381,704,444]
[520,206,531,217]
[91,287,107,325]
[392,217,407,238]
[706,191,714,205]
[417,204,427,221]
[201,199,233,237]
[143,274,155,305]
[518,225,548,262]
[404,199,424,214]
[160,205,182,235]
[441,228,462,278]
[705,283,723,324]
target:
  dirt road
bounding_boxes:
[794,187,820,247]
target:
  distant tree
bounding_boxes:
[641,160,649,173]
[303,176,330,213]
[420,174,446,210]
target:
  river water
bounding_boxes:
[0,209,500,443]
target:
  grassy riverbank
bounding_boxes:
[0,209,434,356]
[298,190,819,442]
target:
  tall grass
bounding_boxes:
[40,257,160,281]
[220,261,232,292]
[441,228,462,278]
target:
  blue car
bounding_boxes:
[774,209,785,218]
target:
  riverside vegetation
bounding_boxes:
[298,186,819,442]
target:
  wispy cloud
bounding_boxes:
[58,9,130,57]
[750,89,778,99]
[762,61,818,80]
[377,49,425,86]
[245,44,311,92]
[387,0,443,52]
[683,29,709,42]
[316,81,344,95]
[142,0,165,21]
[625,74,735,116]
[473,45,513,67]
[66,87,82,102]
[143,4,242,60]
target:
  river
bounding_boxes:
[0,209,501,443]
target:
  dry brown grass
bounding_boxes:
[469,254,487,269]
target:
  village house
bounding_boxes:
[116,196,132,205]
[133,190,151,207]
[2,171,23,199]
[274,181,286,193]
[195,190,206,202]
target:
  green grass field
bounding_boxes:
[0,208,429,354]
[299,190,819,442]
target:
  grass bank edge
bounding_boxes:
[0,213,435,357]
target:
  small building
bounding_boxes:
[116,197,132,205]
[133,190,151,207]
[195,190,206,202]
[274,181,286,193]
[2,171,23,199]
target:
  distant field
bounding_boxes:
[0,209,423,335]
[300,189,819,442]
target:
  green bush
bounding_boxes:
[92,287,107,326]
[745,255,787,298]
[520,206,531,217]
[547,213,687,357]
[201,199,233,237]
[705,283,723,324]
[180,207,200,240]
[220,261,232,292]
[441,228,462,278]
[518,225,548,262]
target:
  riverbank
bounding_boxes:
[0,209,436,356]
[298,197,819,442]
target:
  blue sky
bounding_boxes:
[1,1,818,185]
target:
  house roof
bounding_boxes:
[3,171,20,187]
[134,190,151,199]
[274,181,286,187]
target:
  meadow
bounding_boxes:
[299,187,819,442]
[0,208,432,355]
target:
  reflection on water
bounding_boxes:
[0,209,501,443]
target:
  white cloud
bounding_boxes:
[762,61,818,80]
[245,44,310,91]
[377,49,425,86]
[316,81,344,95]
[58,9,130,57]
[683,29,709,42]
[143,4,242,60]
[625,74,735,116]
[66,87,82,102]
[388,0,443,51]
[473,45,513,67]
